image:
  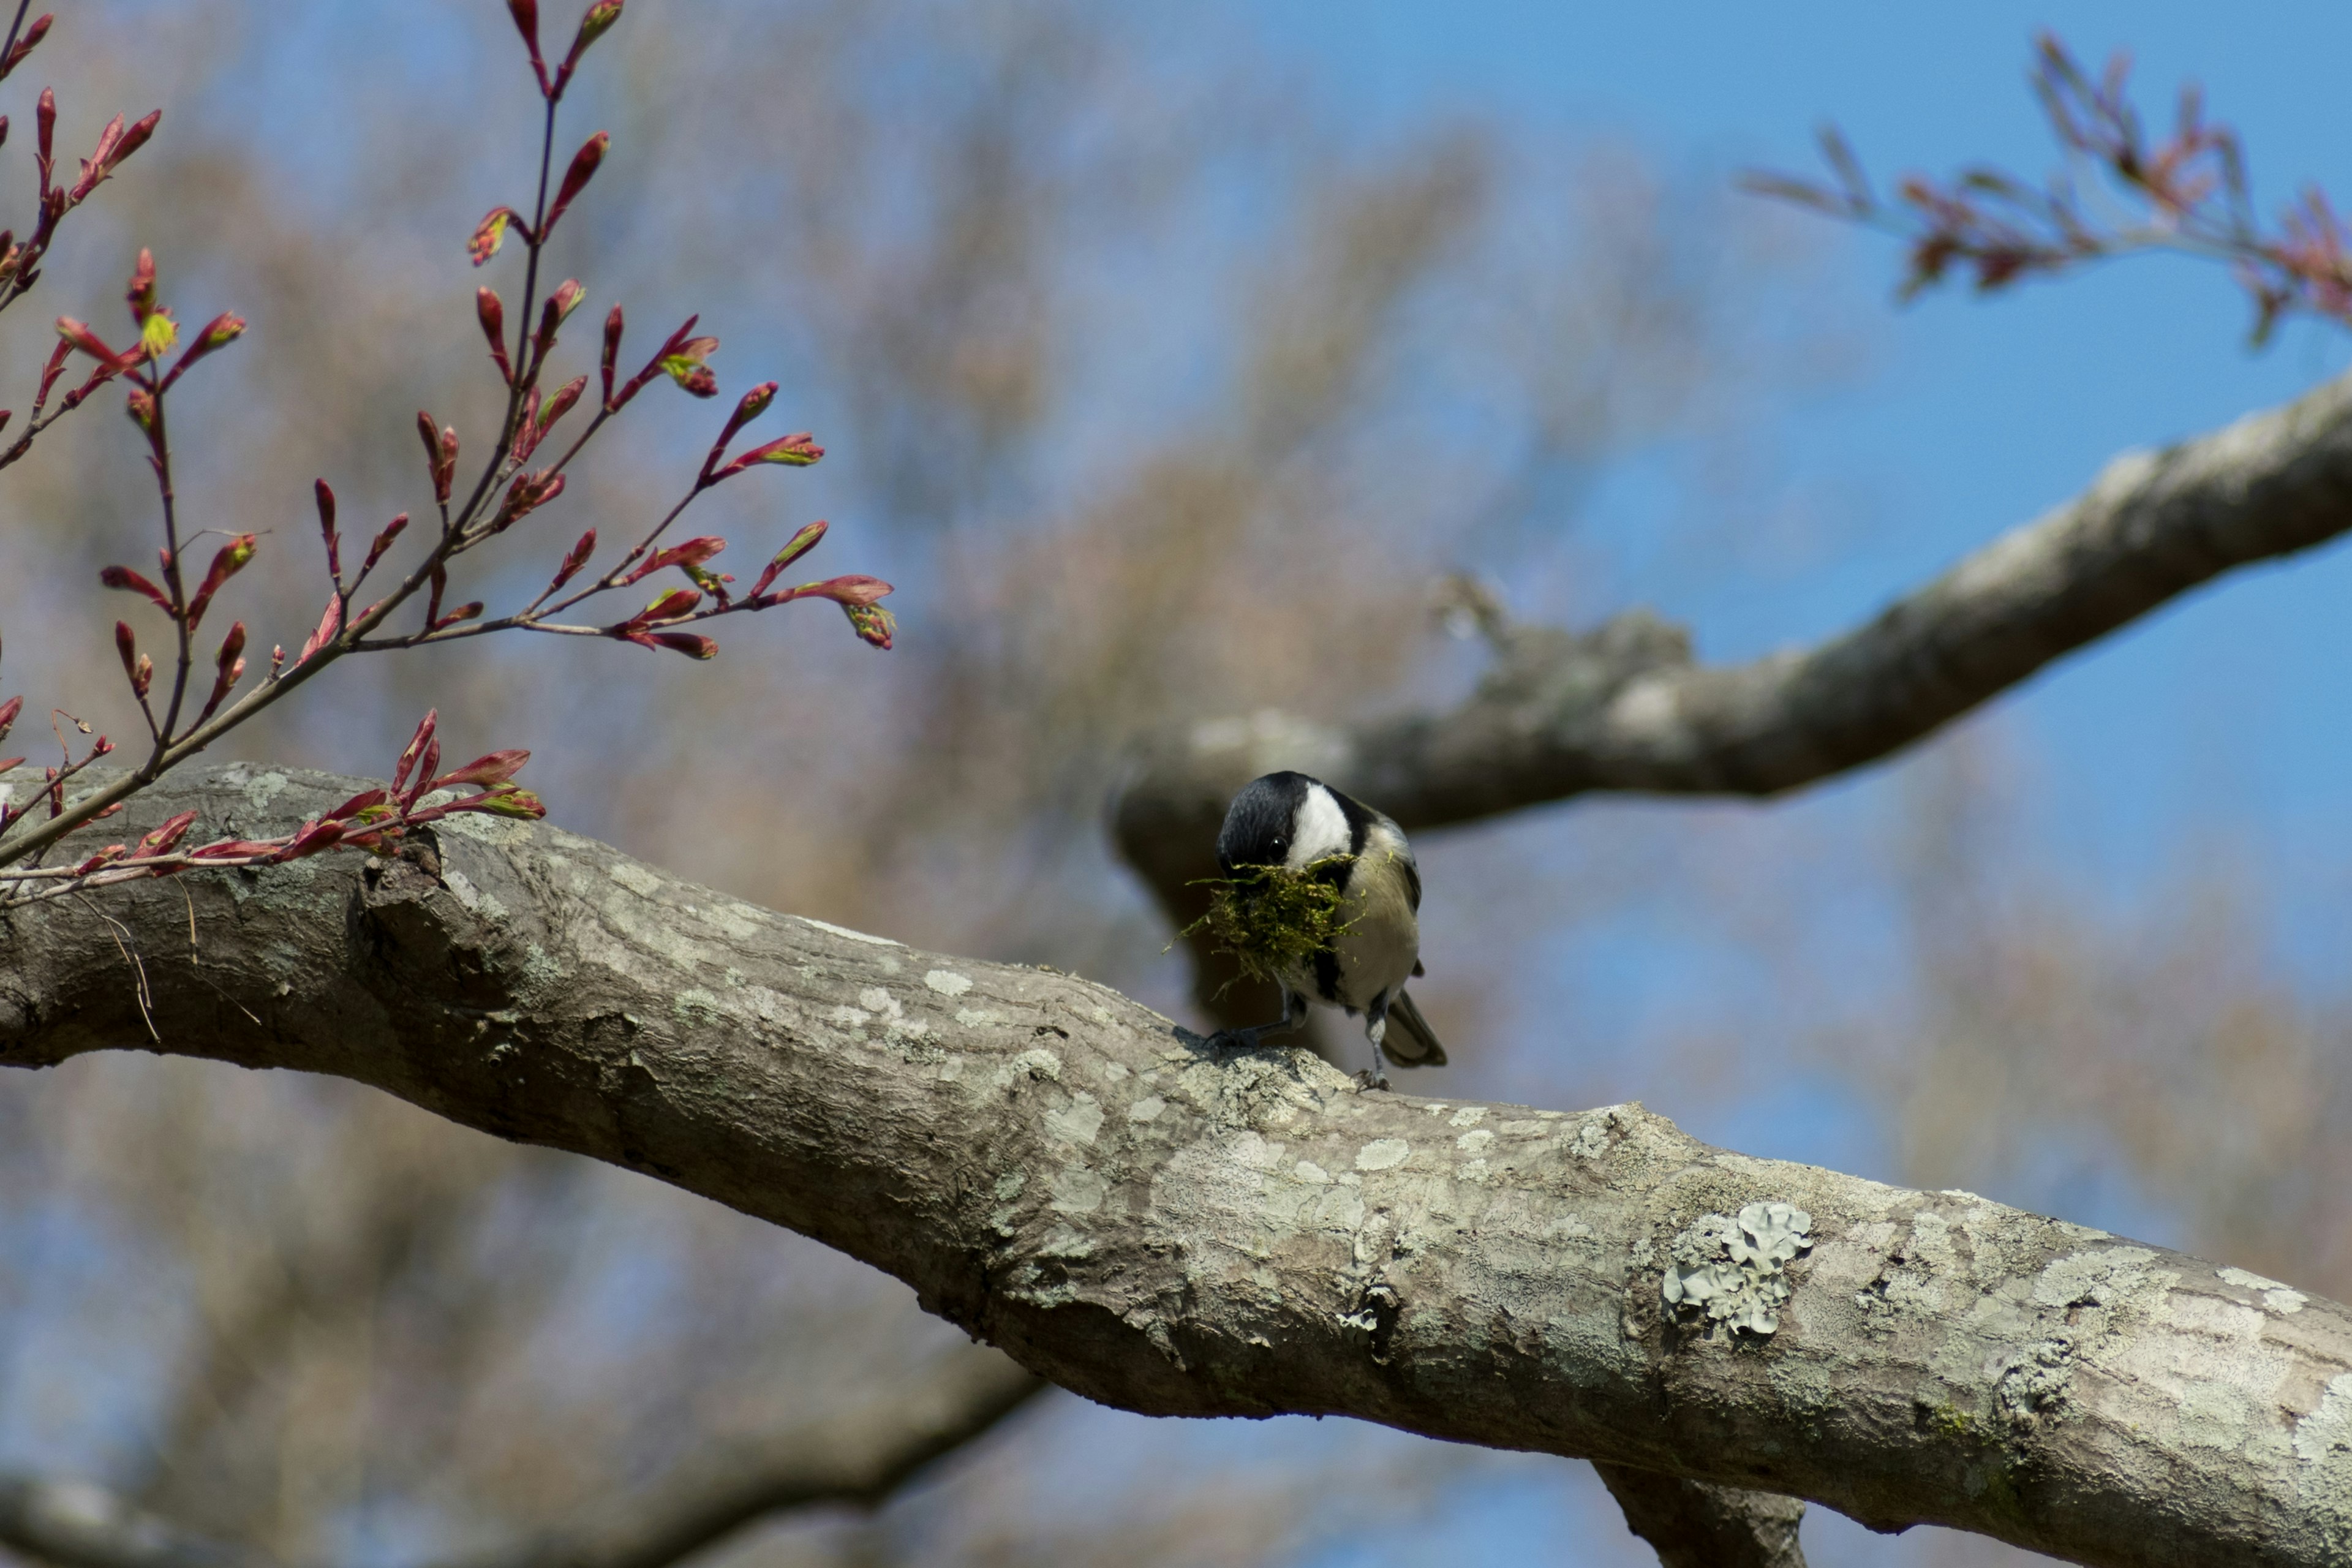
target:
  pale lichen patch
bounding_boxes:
[955,1008,1003,1028]
[1663,1202,1814,1338]
[1051,1166,1107,1213]
[924,969,974,997]
[1449,1106,1487,1128]
[1046,1093,1105,1147]
[1127,1095,1167,1123]
[2294,1371,2352,1465]
[1006,1048,1063,1084]
[2218,1265,2308,1314]
[1292,1159,1331,1185]
[1457,1129,1494,1155]
[609,861,663,897]
[1355,1139,1410,1171]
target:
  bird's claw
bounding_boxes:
[1204,1028,1256,1055]
[1353,1068,1390,1091]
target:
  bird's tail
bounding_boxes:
[1383,989,1447,1068]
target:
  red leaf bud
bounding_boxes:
[363,512,410,573]
[157,312,245,390]
[185,533,257,629]
[543,134,608,232]
[393,710,439,794]
[125,247,155,323]
[99,564,174,614]
[649,631,717,659]
[476,287,514,385]
[540,374,587,434]
[315,479,342,582]
[635,587,701,622]
[2,13,53,78]
[550,529,596,592]
[600,304,624,407]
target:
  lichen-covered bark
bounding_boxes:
[5,764,2350,1568]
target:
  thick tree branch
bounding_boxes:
[0,1346,1042,1568]
[1113,367,2352,912]
[4,765,2350,1568]
[1593,1463,1807,1568]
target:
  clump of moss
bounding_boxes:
[1178,856,1358,987]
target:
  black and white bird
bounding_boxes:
[1208,771,1446,1087]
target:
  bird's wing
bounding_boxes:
[1383,989,1447,1068]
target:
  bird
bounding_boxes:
[1205,770,1446,1088]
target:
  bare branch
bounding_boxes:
[0,1351,1042,1568]
[1593,1463,1807,1568]
[1114,366,2352,924]
[6,764,2349,1568]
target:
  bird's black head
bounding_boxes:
[1216,771,1316,875]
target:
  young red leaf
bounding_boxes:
[779,573,892,608]
[402,736,442,810]
[114,619,137,682]
[325,787,389,821]
[392,710,439,794]
[428,600,484,632]
[99,564,175,614]
[185,533,258,628]
[750,519,829,595]
[620,535,725,585]
[638,587,701,622]
[132,809,199,859]
[649,631,717,659]
[430,749,529,789]
[298,594,342,664]
[0,694,20,747]
[55,315,130,368]
[716,431,822,478]
[278,819,345,860]
[469,206,521,266]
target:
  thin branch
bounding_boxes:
[0,1358,1043,1568]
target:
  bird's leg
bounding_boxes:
[1206,986,1307,1053]
[1359,998,1393,1091]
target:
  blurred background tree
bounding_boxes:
[3,2,2349,1566]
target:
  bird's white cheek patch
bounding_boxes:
[1287,785,1352,869]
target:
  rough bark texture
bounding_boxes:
[5,764,2351,1568]
[1112,368,2352,926]
[1593,1461,1809,1568]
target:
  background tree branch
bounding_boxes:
[5,764,2348,1568]
[0,1348,1042,1568]
[1114,366,2352,976]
